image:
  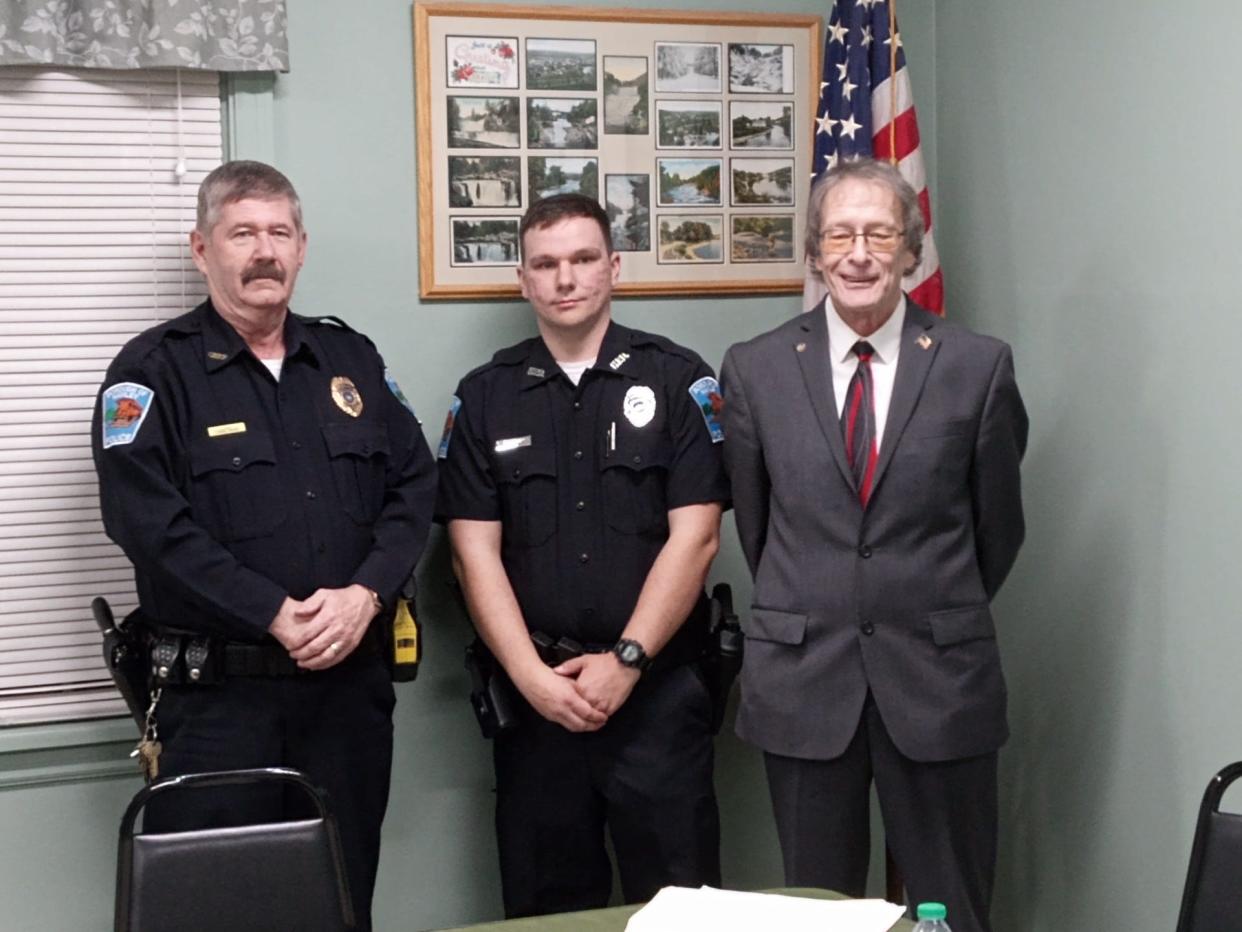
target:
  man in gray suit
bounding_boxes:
[720,158,1027,932]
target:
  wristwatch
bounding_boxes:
[612,638,651,673]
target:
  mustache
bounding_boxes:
[242,260,285,284]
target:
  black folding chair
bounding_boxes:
[115,768,355,932]
[1175,760,1242,932]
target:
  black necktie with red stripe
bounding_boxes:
[841,340,878,505]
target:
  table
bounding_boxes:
[434,888,917,931]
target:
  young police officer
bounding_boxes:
[436,194,728,917]
[91,162,437,929]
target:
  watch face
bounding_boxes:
[619,642,640,663]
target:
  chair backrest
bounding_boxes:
[1176,761,1242,932]
[115,768,355,932]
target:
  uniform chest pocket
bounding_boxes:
[188,433,285,541]
[322,421,391,524]
[601,432,671,536]
[493,444,557,548]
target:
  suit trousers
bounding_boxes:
[493,662,720,918]
[764,694,998,932]
[142,652,396,932]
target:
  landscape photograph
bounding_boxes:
[603,55,649,134]
[656,158,721,206]
[605,174,651,252]
[525,38,596,91]
[656,100,721,149]
[451,217,520,266]
[447,156,521,208]
[730,157,794,206]
[447,96,520,149]
[529,157,599,203]
[731,214,795,262]
[654,42,721,93]
[728,43,794,93]
[657,214,723,263]
[527,97,598,149]
[729,101,794,149]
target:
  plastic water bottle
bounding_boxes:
[912,902,952,931]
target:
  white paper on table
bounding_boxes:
[624,886,907,932]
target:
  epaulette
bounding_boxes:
[297,313,356,333]
[455,338,537,386]
[112,307,198,364]
[627,328,703,365]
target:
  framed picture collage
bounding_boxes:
[414,2,820,298]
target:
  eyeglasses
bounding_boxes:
[819,226,905,254]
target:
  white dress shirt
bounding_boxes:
[825,296,906,453]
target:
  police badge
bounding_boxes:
[331,376,363,417]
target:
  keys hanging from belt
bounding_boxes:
[130,687,163,783]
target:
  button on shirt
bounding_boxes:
[826,296,906,453]
[435,322,729,644]
[92,301,438,642]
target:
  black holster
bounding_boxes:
[701,583,744,734]
[464,639,519,738]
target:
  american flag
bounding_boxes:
[805,0,944,314]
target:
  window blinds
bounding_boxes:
[0,68,222,726]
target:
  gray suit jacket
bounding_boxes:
[720,299,1028,763]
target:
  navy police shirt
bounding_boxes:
[435,322,729,645]
[91,300,437,642]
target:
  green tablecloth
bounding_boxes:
[435,888,917,931]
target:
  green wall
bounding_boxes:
[934,2,1242,930]
[0,2,953,929]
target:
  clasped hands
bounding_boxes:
[268,584,379,671]
[518,652,641,733]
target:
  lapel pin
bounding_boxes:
[795,342,807,353]
[916,334,933,350]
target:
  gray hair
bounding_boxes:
[196,160,303,233]
[804,158,924,273]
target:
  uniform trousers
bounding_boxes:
[764,693,998,932]
[143,651,395,932]
[493,662,721,918]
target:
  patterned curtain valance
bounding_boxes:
[0,1,288,72]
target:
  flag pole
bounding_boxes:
[888,0,899,165]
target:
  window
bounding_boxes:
[0,68,223,725]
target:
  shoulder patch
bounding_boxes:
[688,376,724,443]
[384,368,418,420]
[101,382,155,449]
[438,395,462,459]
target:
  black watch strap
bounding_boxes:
[612,638,651,673]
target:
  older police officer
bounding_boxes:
[92,161,436,929]
[437,194,728,917]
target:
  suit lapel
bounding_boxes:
[795,302,856,492]
[871,304,941,495]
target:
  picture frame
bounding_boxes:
[415,2,820,298]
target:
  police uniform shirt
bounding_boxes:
[436,322,729,645]
[92,300,437,642]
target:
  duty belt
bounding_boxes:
[528,630,702,674]
[148,628,380,686]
